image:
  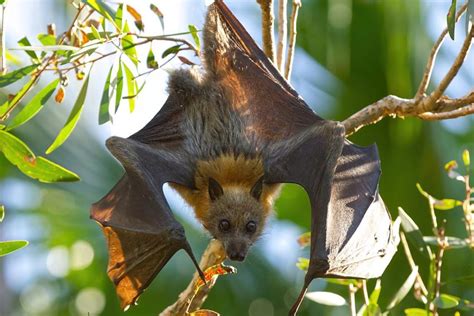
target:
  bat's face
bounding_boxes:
[203,178,266,261]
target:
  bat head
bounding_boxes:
[203,177,266,261]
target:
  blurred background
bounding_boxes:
[0,0,473,315]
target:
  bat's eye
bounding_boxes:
[219,219,231,232]
[246,221,256,234]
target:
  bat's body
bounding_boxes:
[91,1,399,314]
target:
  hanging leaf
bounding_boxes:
[462,149,470,167]
[147,47,158,69]
[0,205,4,222]
[12,45,78,52]
[0,64,38,88]
[90,24,102,40]
[7,78,60,130]
[0,240,28,256]
[0,130,79,182]
[188,24,200,51]
[127,5,144,31]
[423,236,469,249]
[122,22,138,65]
[114,62,124,113]
[83,0,118,30]
[55,85,65,103]
[150,4,164,31]
[296,257,309,271]
[162,44,182,59]
[0,76,37,118]
[98,66,113,125]
[37,33,56,46]
[46,73,90,154]
[447,0,457,40]
[115,3,124,30]
[297,232,311,248]
[123,63,136,112]
[433,198,462,210]
[433,294,459,309]
[386,266,419,310]
[305,291,347,306]
[18,37,39,61]
[404,308,429,316]
[178,56,196,66]
[398,207,433,259]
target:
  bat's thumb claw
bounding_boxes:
[183,242,206,283]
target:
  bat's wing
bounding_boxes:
[208,2,399,314]
[91,95,204,310]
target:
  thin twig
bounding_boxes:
[400,232,429,297]
[257,0,276,62]
[424,26,473,110]
[418,104,474,120]
[285,0,301,80]
[361,280,369,306]
[348,283,357,316]
[415,3,468,98]
[276,0,287,71]
[0,4,6,75]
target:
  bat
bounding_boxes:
[91,1,399,314]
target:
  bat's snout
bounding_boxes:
[225,241,248,262]
[228,251,246,261]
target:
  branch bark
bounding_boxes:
[276,0,287,71]
[257,0,276,62]
[343,24,473,136]
[160,240,226,316]
[285,0,301,80]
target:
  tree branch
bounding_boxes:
[160,240,226,316]
[276,0,287,71]
[415,3,468,98]
[284,0,301,80]
[343,23,473,136]
[257,0,276,62]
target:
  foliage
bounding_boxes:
[296,151,474,315]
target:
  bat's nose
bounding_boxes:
[228,251,245,261]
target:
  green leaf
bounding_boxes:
[46,74,90,154]
[90,24,102,40]
[326,278,358,286]
[188,24,200,51]
[447,0,457,40]
[433,294,459,309]
[423,236,469,249]
[147,47,158,69]
[369,279,382,305]
[83,0,118,30]
[162,44,182,59]
[386,266,418,310]
[18,37,38,60]
[12,45,78,52]
[7,79,60,130]
[398,207,433,259]
[0,76,37,117]
[404,308,429,316]
[115,3,124,30]
[123,63,136,112]
[98,66,113,125]
[0,240,28,256]
[37,33,56,46]
[114,62,123,113]
[0,205,4,222]
[306,291,347,306]
[122,22,138,65]
[0,130,79,182]
[296,257,309,271]
[462,149,470,167]
[0,64,38,88]
[433,198,463,210]
[150,4,164,31]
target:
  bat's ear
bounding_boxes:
[209,177,224,201]
[250,176,264,200]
